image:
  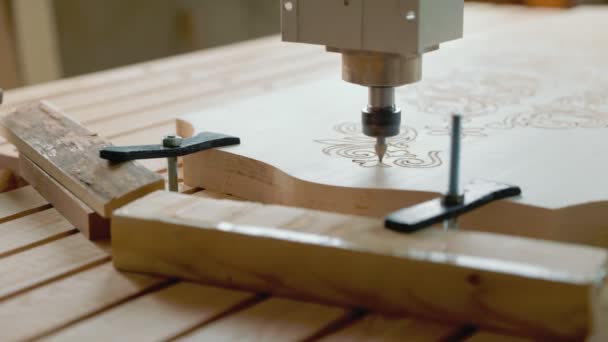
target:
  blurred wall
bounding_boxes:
[53,0,279,77]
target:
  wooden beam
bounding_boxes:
[0,101,164,217]
[19,156,109,240]
[112,191,608,341]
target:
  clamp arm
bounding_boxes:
[100,132,240,162]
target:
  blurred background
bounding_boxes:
[0,0,606,89]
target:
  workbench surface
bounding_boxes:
[0,3,601,341]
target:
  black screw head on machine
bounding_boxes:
[384,114,522,233]
[99,132,240,192]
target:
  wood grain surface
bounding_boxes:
[112,190,608,340]
[0,101,164,217]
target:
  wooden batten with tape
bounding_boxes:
[0,101,164,218]
[112,191,608,341]
[19,156,110,239]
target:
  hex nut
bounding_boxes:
[162,135,183,148]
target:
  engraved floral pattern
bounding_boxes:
[315,122,441,168]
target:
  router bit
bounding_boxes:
[364,86,401,162]
[280,0,464,162]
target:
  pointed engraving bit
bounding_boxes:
[375,137,387,163]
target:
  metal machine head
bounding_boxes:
[281,0,464,161]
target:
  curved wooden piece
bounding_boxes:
[178,11,608,246]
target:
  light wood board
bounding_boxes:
[178,9,608,246]
[19,156,110,240]
[112,190,608,341]
[0,101,164,217]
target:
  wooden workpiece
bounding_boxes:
[0,4,604,341]
[178,5,608,247]
[0,101,164,217]
[113,190,608,341]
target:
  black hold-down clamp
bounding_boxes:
[100,132,240,191]
[385,179,521,233]
[384,114,521,233]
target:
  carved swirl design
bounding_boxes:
[402,69,608,137]
[315,123,441,168]
[403,70,539,118]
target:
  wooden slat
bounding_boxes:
[0,234,108,300]
[0,35,282,116]
[0,185,50,223]
[0,208,75,258]
[42,282,256,341]
[1,67,144,108]
[78,58,334,140]
[0,262,166,341]
[319,314,465,341]
[176,298,349,341]
[59,47,327,124]
[0,101,164,217]
[20,156,110,239]
[112,191,608,341]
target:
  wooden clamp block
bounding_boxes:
[19,156,109,239]
[0,101,164,218]
[113,191,608,341]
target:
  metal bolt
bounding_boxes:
[444,114,463,230]
[163,135,182,192]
